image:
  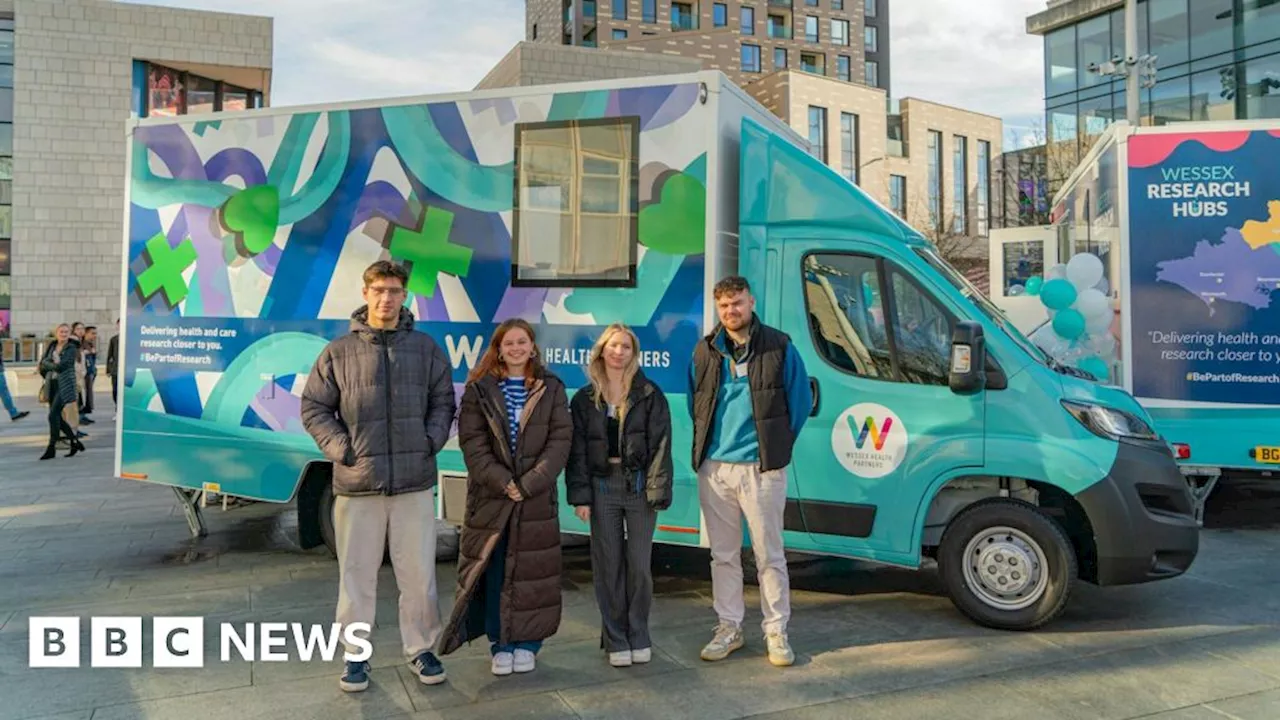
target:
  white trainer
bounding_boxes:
[513,648,536,673]
[631,648,651,664]
[609,650,632,667]
[491,651,514,676]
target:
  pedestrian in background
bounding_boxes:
[688,275,811,668]
[107,319,119,420]
[81,325,98,424]
[0,348,30,422]
[39,323,84,460]
[440,318,571,677]
[300,260,455,693]
[567,323,672,668]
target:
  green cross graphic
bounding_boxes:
[137,232,198,307]
[389,205,473,297]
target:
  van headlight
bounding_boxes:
[1061,400,1158,441]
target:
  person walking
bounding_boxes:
[567,323,672,668]
[81,325,98,423]
[107,319,119,420]
[0,350,30,422]
[439,319,572,677]
[39,324,84,460]
[300,260,455,693]
[688,275,811,668]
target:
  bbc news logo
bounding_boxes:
[28,617,372,668]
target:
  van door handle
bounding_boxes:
[809,378,820,417]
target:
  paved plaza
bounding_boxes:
[1,386,1279,720]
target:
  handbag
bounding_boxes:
[38,374,53,405]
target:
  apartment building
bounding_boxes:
[527,0,891,94]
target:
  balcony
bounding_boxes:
[768,23,791,39]
[768,0,793,8]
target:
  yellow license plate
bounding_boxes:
[1257,446,1280,464]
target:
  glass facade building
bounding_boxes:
[1037,0,1280,164]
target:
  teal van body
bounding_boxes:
[118,72,1198,629]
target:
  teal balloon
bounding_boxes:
[1052,308,1086,340]
[1040,278,1078,310]
[1025,276,1044,296]
[1077,355,1110,381]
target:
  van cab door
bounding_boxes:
[771,238,986,566]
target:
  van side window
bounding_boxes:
[512,117,640,287]
[802,253,894,379]
[889,270,952,385]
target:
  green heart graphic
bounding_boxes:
[221,185,281,256]
[639,172,705,256]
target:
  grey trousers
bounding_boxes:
[590,466,658,653]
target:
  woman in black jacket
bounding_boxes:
[39,324,84,460]
[566,323,672,668]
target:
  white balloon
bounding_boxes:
[1031,325,1070,358]
[1008,284,1026,297]
[1086,331,1117,358]
[1066,253,1105,290]
[1093,275,1110,295]
[1045,263,1067,281]
[1075,288,1110,319]
[1085,308,1113,335]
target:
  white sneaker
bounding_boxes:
[513,648,536,673]
[631,648,651,664]
[491,651,514,676]
[609,650,632,667]
[700,622,744,662]
[766,631,795,667]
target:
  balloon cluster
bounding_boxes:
[1022,253,1116,382]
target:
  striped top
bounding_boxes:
[500,377,528,453]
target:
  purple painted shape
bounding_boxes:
[423,289,449,320]
[351,181,411,232]
[644,83,700,131]
[1156,227,1280,311]
[606,91,623,117]
[138,124,233,315]
[470,98,518,125]
[257,117,275,137]
[250,239,283,276]
[205,148,267,186]
[493,287,547,322]
[250,382,304,433]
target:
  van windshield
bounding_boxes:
[914,247,1048,365]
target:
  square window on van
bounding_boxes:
[512,117,640,288]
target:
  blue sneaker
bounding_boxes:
[339,660,370,692]
[410,651,446,685]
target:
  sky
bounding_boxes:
[122,0,1049,149]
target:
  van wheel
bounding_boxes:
[318,483,337,557]
[937,499,1075,631]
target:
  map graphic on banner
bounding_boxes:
[1127,129,1280,405]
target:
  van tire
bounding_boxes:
[937,498,1075,631]
[318,482,337,557]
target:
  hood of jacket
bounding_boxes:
[349,306,416,342]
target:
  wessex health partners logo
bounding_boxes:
[28,617,372,668]
[831,403,908,479]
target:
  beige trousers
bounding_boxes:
[334,488,442,658]
[698,460,792,635]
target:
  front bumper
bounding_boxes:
[1074,438,1200,586]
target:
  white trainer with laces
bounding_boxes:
[699,622,744,662]
[491,651,514,676]
[766,631,795,667]
[513,648,536,673]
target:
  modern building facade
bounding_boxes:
[1029,0,1280,166]
[2,0,271,345]
[527,0,891,95]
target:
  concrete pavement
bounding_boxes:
[1,390,1278,719]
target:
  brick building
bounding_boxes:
[1,0,271,344]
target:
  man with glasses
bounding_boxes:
[301,260,456,692]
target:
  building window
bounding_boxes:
[643,0,657,23]
[1148,0,1189,69]
[148,64,185,117]
[673,2,697,30]
[808,106,828,163]
[714,2,728,27]
[612,29,628,39]
[928,130,943,230]
[864,25,877,52]
[1077,14,1111,89]
[840,112,859,184]
[741,44,762,73]
[774,47,788,69]
[612,0,627,20]
[864,0,875,18]
[831,19,849,46]
[583,28,598,47]
[1243,0,1280,49]
[533,23,538,40]
[805,16,819,42]
[806,0,819,5]
[583,0,597,18]
[740,5,755,35]
[137,62,264,118]
[1045,26,1077,98]
[953,135,968,235]
[1243,54,1280,120]
[836,55,851,81]
[187,76,217,115]
[513,118,639,287]
[768,14,789,39]
[800,53,823,75]
[889,175,906,217]
[834,0,844,9]
[865,60,878,86]
[222,85,251,112]
[977,140,991,236]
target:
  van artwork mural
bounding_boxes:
[121,83,709,504]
